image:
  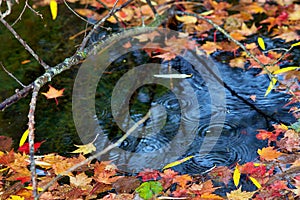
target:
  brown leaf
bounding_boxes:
[0,136,13,151]
[112,176,140,193]
[209,166,232,185]
[70,172,92,189]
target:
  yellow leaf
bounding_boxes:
[273,66,300,74]
[71,142,96,155]
[0,167,9,172]
[291,41,300,47]
[233,165,240,187]
[25,186,44,192]
[264,77,277,97]
[258,37,265,50]
[249,176,262,188]
[163,156,194,170]
[19,129,29,147]
[175,15,197,24]
[50,0,58,20]
[8,195,24,200]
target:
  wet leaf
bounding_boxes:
[8,195,24,200]
[227,187,256,200]
[173,174,192,188]
[19,129,29,147]
[273,66,300,74]
[71,142,96,155]
[258,37,266,50]
[257,147,283,161]
[175,15,197,24]
[138,169,160,182]
[189,180,218,195]
[18,141,45,154]
[135,181,163,200]
[249,176,262,188]
[154,74,193,79]
[42,85,65,105]
[233,165,241,187]
[265,77,277,97]
[208,166,232,185]
[50,0,58,20]
[291,41,300,47]
[70,172,92,189]
[163,156,194,172]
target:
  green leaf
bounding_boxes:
[233,166,240,187]
[50,0,58,20]
[162,155,194,170]
[19,129,29,147]
[136,181,163,200]
[258,37,266,50]
[249,176,262,189]
[264,77,277,97]
[289,119,300,132]
[291,41,300,47]
[273,66,300,74]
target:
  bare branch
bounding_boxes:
[0,17,49,70]
[1,62,26,87]
[27,85,41,198]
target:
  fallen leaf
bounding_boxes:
[227,186,256,200]
[233,165,241,187]
[42,85,65,105]
[250,95,256,102]
[50,0,57,20]
[175,15,197,24]
[70,172,92,190]
[71,142,96,155]
[18,141,45,154]
[257,147,283,161]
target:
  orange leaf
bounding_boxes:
[257,147,283,161]
[42,85,64,105]
[173,174,192,188]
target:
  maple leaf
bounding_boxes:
[94,161,120,184]
[137,169,160,182]
[229,57,246,69]
[189,180,218,195]
[277,129,300,152]
[42,85,65,105]
[208,166,232,185]
[71,142,96,155]
[226,186,256,200]
[173,174,192,188]
[69,172,92,190]
[201,41,222,54]
[18,141,45,154]
[257,147,283,161]
[256,130,279,145]
[160,169,178,189]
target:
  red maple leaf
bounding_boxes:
[18,141,45,154]
[137,169,160,182]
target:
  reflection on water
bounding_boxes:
[94,52,294,174]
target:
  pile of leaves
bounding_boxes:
[0,121,300,199]
[1,0,300,199]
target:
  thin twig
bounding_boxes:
[37,111,151,198]
[28,85,41,198]
[11,0,28,26]
[0,17,49,70]
[96,0,121,26]
[25,1,43,19]
[63,0,94,25]
[1,62,26,87]
[79,0,135,50]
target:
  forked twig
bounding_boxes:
[1,62,26,87]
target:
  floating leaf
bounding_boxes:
[291,41,300,47]
[50,0,58,20]
[233,165,240,187]
[258,37,266,50]
[257,147,283,161]
[227,187,256,200]
[273,66,300,74]
[249,176,262,188]
[42,85,65,105]
[163,155,194,170]
[71,142,96,155]
[264,77,277,97]
[154,74,193,79]
[19,129,29,147]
